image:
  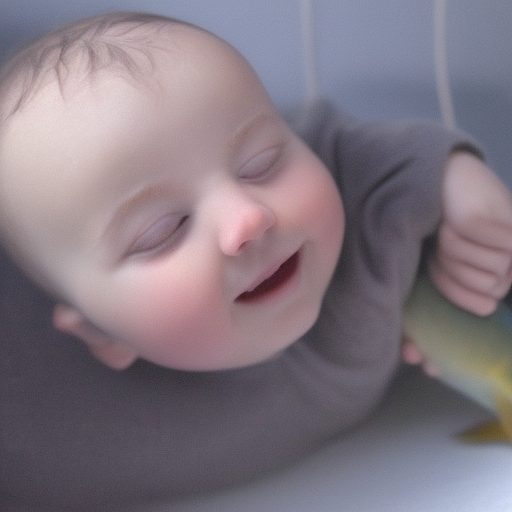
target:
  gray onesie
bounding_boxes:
[0,101,479,511]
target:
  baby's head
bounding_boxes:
[0,12,344,371]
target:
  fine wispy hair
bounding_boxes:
[0,12,196,121]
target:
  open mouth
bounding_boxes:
[236,251,300,303]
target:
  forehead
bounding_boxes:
[0,26,275,257]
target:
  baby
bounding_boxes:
[2,11,512,510]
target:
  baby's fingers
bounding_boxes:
[433,251,512,299]
[428,256,505,316]
[436,223,512,292]
[401,338,439,377]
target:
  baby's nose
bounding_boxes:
[218,195,276,256]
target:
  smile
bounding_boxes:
[236,251,300,303]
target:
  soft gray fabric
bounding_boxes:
[0,101,479,511]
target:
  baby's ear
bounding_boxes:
[52,303,138,370]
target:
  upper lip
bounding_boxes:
[236,249,299,299]
[245,261,286,293]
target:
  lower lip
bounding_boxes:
[236,251,300,303]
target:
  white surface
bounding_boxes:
[144,367,512,512]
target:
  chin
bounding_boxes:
[258,308,321,363]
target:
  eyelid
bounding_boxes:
[126,214,189,258]
[237,145,284,181]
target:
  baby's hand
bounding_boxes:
[429,152,512,316]
[401,337,439,377]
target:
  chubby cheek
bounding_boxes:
[106,264,234,369]
[287,156,344,264]
[316,177,344,261]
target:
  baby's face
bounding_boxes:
[0,27,344,370]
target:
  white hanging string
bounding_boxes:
[299,1,454,124]
[299,0,320,104]
[434,0,456,129]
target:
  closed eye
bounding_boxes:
[127,214,189,258]
[237,146,284,182]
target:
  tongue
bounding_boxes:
[237,252,298,302]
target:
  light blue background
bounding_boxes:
[2,1,512,182]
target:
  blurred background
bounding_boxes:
[2,0,512,185]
